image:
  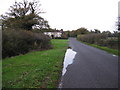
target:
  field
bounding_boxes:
[2,39,68,88]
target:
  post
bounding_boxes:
[0,19,2,89]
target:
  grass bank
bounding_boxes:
[79,40,120,56]
[3,39,68,88]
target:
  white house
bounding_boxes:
[44,31,63,38]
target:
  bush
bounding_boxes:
[77,33,118,49]
[2,30,52,58]
[77,34,102,44]
[100,38,118,49]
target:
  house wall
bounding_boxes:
[44,32,62,38]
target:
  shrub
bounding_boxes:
[101,38,118,49]
[2,29,52,58]
[77,33,118,49]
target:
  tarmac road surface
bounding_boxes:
[62,38,118,88]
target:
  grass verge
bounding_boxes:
[2,39,68,88]
[79,41,120,56]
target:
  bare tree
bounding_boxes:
[1,0,49,30]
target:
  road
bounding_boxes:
[62,38,118,88]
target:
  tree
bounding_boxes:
[113,31,119,37]
[94,29,101,33]
[102,31,111,37]
[69,30,77,37]
[90,29,101,34]
[76,27,89,34]
[1,0,49,30]
[65,31,71,37]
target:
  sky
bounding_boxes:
[0,0,119,32]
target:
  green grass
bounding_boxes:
[2,39,68,88]
[79,41,120,56]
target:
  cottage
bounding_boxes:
[44,30,63,38]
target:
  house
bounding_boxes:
[44,30,63,38]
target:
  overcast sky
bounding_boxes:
[0,0,119,32]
